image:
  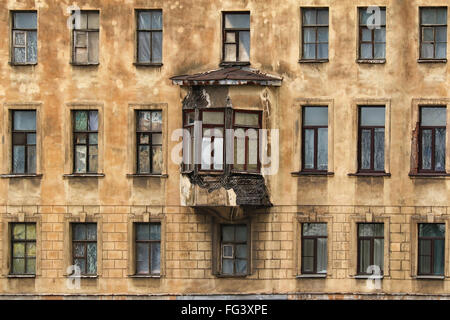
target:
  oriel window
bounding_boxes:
[301,8,329,60]
[221,224,248,276]
[358,106,385,172]
[301,223,327,274]
[418,223,445,276]
[136,10,162,64]
[11,11,37,64]
[11,223,36,275]
[12,110,36,174]
[223,12,250,63]
[72,223,97,275]
[135,223,161,275]
[302,106,328,172]
[136,110,162,174]
[420,7,447,60]
[73,110,98,173]
[357,223,384,275]
[233,111,261,173]
[419,107,446,172]
[359,7,386,60]
[72,11,99,64]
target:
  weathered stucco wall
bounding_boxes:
[0,0,449,298]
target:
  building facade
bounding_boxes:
[0,0,450,299]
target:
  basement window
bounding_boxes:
[71,11,99,65]
[11,11,37,64]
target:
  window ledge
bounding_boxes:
[65,274,99,279]
[70,62,100,67]
[353,275,384,280]
[63,173,105,178]
[126,174,168,178]
[409,172,450,178]
[415,275,445,280]
[0,174,43,179]
[417,59,447,63]
[298,59,329,64]
[356,59,386,64]
[7,274,36,278]
[291,171,334,177]
[215,274,249,279]
[133,62,163,67]
[296,274,327,279]
[9,62,38,66]
[348,172,391,177]
[231,171,262,176]
[129,274,161,278]
[219,61,250,67]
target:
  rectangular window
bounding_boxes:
[222,12,250,63]
[72,223,97,275]
[420,7,447,60]
[357,223,384,275]
[136,10,162,64]
[182,110,195,172]
[301,8,329,60]
[358,106,385,172]
[201,110,225,171]
[419,106,446,172]
[11,223,36,275]
[418,223,445,275]
[233,111,261,173]
[12,110,36,174]
[221,224,248,276]
[302,106,328,171]
[11,11,37,64]
[301,223,327,274]
[136,110,162,174]
[72,11,99,64]
[135,223,161,275]
[359,7,386,60]
[73,110,98,173]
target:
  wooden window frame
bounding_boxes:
[222,11,250,64]
[418,223,445,276]
[11,110,36,174]
[72,110,99,174]
[357,223,384,275]
[220,224,249,277]
[135,110,163,174]
[135,9,163,65]
[419,7,448,61]
[358,106,386,173]
[301,106,328,173]
[11,10,37,65]
[71,223,97,276]
[358,7,386,61]
[10,222,36,275]
[71,10,99,65]
[300,8,329,61]
[134,222,161,276]
[198,109,226,173]
[301,223,327,274]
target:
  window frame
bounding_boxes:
[300,7,329,62]
[10,10,38,65]
[222,11,251,64]
[135,110,163,174]
[71,10,100,65]
[419,7,448,61]
[182,109,196,173]
[72,110,99,174]
[301,106,328,172]
[10,222,37,275]
[134,222,161,276]
[71,223,97,276]
[358,7,386,61]
[11,110,36,174]
[357,223,384,275]
[220,224,249,277]
[418,106,447,173]
[135,9,163,65]
[301,223,328,275]
[199,109,226,173]
[418,223,446,276]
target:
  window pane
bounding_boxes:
[374,28,386,42]
[419,239,431,274]
[203,111,224,125]
[88,145,98,172]
[359,223,384,237]
[421,129,432,170]
[136,224,149,240]
[138,111,151,131]
[14,31,26,46]
[436,27,447,41]
[12,258,25,274]
[27,31,37,63]
[236,225,247,242]
[437,8,447,24]
[317,44,328,59]
[317,10,328,25]
[73,224,86,240]
[317,128,328,170]
[303,44,316,59]
[87,12,99,29]
[303,223,327,237]
[421,43,434,59]
[13,224,26,240]
[374,44,386,59]
[434,239,445,275]
[436,43,447,59]
[151,243,161,274]
[13,243,25,257]
[361,28,372,41]
[303,257,314,273]
[359,239,371,273]
[239,31,250,61]
[26,224,36,240]
[303,9,316,25]
[13,133,26,145]
[360,43,372,59]
[317,238,327,273]
[152,146,163,174]
[14,12,37,29]
[138,145,150,173]
[374,238,384,272]
[236,244,247,259]
[223,245,233,258]
[304,129,314,169]
[75,145,87,173]
[26,258,35,274]
[26,243,36,257]
[234,129,245,170]
[87,243,97,274]
[304,107,328,126]
[222,259,233,275]
[75,111,88,131]
[152,111,162,131]
[235,112,259,127]
[138,12,151,29]
[14,111,36,131]
[152,31,163,63]
[151,11,162,29]
[213,132,224,171]
[225,14,250,29]
[359,9,371,26]
[74,258,86,274]
[361,107,385,126]
[27,133,36,144]
[27,145,36,174]
[225,44,236,61]
[86,224,97,241]
[236,259,247,274]
[423,27,434,41]
[88,32,99,63]
[360,129,371,170]
[422,8,438,24]
[435,128,446,171]
[13,146,25,174]
[226,32,236,43]
[303,27,316,43]
[303,238,314,257]
[374,128,385,171]
[73,243,85,257]
[419,223,445,237]
[136,244,149,274]
[222,225,235,242]
[248,130,258,171]
[150,224,161,240]
[422,108,447,126]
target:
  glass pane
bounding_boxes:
[26,243,36,257]
[303,223,327,237]
[223,245,233,257]
[374,44,386,59]
[303,9,316,25]
[13,224,25,240]
[138,145,150,173]
[435,128,446,171]
[360,9,371,26]
[419,223,445,237]
[138,111,151,131]
[436,43,447,59]
[437,8,447,24]
[13,243,25,258]
[78,12,88,29]
[317,238,327,273]
[203,112,224,125]
[235,112,259,127]
[87,12,99,29]
[423,27,434,41]
[140,134,149,145]
[303,44,316,59]
[137,261,149,274]
[317,43,328,59]
[87,243,97,274]
[374,28,386,42]
[359,224,384,237]
[14,12,37,29]
[151,32,163,63]
[138,32,150,62]
[236,225,247,242]
[138,11,151,29]
[303,257,314,273]
[89,133,98,145]
[151,11,162,29]
[136,243,149,262]
[248,131,258,171]
[75,145,87,173]
[87,224,97,241]
[14,32,25,46]
[13,146,25,174]
[237,32,249,61]
[201,135,211,170]
[75,47,88,63]
[14,111,36,131]
[151,243,161,274]
[374,128,385,171]
[317,128,328,170]
[74,258,86,274]
[303,27,316,43]
[304,129,314,169]
[75,31,87,48]
[225,44,236,61]
[27,133,36,145]
[76,133,87,144]
[374,238,384,272]
[433,239,445,275]
[12,258,25,274]
[88,32,99,63]
[222,259,233,275]
[234,129,245,170]
[360,43,372,59]
[25,148,36,171]
[422,8,437,24]
[225,14,250,29]
[152,111,162,131]
[136,224,149,240]
[213,134,224,171]
[421,129,432,170]
[436,27,447,41]
[26,224,36,240]
[150,224,161,240]
[152,146,163,174]
[303,239,314,257]
[421,107,446,126]
[14,47,26,63]
[75,111,88,131]
[73,224,86,240]
[359,239,371,273]
[362,28,372,41]
[421,43,434,59]
[226,32,235,43]
[13,133,26,145]
[236,259,247,274]
[222,225,235,242]
[317,10,328,25]
[360,129,371,170]
[361,107,385,126]
[73,243,85,257]
[88,145,98,173]
[27,31,37,63]
[236,245,247,259]
[26,258,35,274]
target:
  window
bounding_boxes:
[200,110,225,171]
[73,110,98,173]
[221,224,248,276]
[72,11,99,64]
[182,110,195,172]
[136,10,162,64]
[359,7,386,60]
[358,106,385,172]
[301,223,327,274]
[11,11,37,64]
[10,223,36,275]
[136,110,162,174]
[222,12,250,63]
[233,111,261,172]
[419,107,446,172]
[357,223,384,275]
[12,110,36,174]
[302,106,328,171]
[135,223,161,275]
[301,8,329,60]
[72,223,97,275]
[418,223,445,276]
[420,7,447,60]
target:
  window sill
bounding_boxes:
[133,62,163,67]
[9,62,38,66]
[291,171,334,177]
[70,62,100,67]
[348,172,391,177]
[219,61,250,67]
[129,274,161,278]
[126,174,168,178]
[356,59,386,64]
[215,274,249,278]
[298,59,329,64]
[409,172,450,178]
[353,275,384,280]
[65,274,99,279]
[415,275,445,280]
[0,174,43,179]
[63,173,105,178]
[7,274,36,278]
[296,274,327,279]
[230,171,262,176]
[417,59,447,63]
